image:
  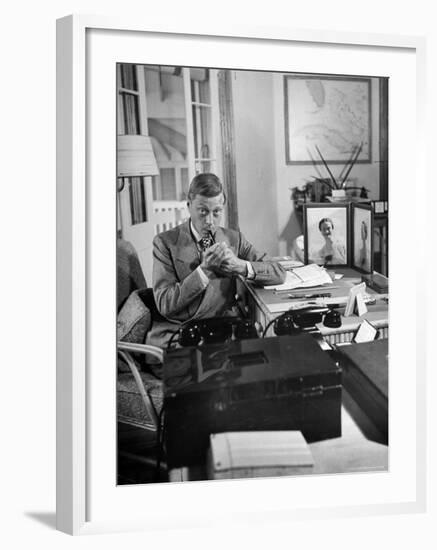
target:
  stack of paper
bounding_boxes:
[265,292,375,314]
[265,264,333,291]
[278,259,304,270]
[269,257,304,270]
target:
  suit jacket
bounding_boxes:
[146,221,285,348]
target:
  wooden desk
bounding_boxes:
[168,389,388,482]
[239,268,388,342]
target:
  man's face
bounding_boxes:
[320,221,334,240]
[188,193,225,236]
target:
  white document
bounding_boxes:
[355,292,368,316]
[278,259,304,270]
[344,282,367,317]
[266,293,374,314]
[265,264,333,291]
[266,302,329,314]
[353,320,378,343]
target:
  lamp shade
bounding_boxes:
[117,134,159,177]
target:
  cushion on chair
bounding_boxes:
[117,239,147,310]
[116,238,164,427]
[117,290,152,373]
[117,290,152,343]
[117,370,163,426]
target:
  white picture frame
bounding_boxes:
[57,15,427,535]
[303,203,350,266]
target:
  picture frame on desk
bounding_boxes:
[303,202,350,267]
[351,203,374,273]
[57,14,426,537]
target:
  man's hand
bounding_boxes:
[200,242,247,277]
[200,242,228,273]
[217,245,247,276]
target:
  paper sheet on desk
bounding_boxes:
[265,264,333,291]
[266,293,375,314]
[278,259,304,270]
[267,302,328,314]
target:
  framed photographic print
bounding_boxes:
[284,74,371,164]
[351,203,374,273]
[303,203,349,266]
[57,14,426,536]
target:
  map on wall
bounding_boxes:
[284,75,371,164]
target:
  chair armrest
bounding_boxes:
[118,341,164,363]
[117,342,164,429]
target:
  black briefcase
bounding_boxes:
[163,334,342,469]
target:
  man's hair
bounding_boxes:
[187,173,226,203]
[318,217,334,231]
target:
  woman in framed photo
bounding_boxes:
[304,204,349,266]
[317,217,347,265]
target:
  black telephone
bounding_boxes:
[178,316,258,347]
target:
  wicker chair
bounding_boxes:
[116,239,166,482]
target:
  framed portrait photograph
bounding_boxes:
[303,203,349,266]
[284,74,371,164]
[351,203,374,273]
[56,14,426,537]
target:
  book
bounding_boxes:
[207,431,314,479]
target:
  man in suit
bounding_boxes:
[147,173,286,348]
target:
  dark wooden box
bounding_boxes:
[337,339,388,443]
[163,334,342,469]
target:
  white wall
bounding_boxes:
[233,70,381,257]
[232,70,279,255]
[273,75,381,255]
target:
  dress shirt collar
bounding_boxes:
[190,220,216,245]
[190,220,202,244]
